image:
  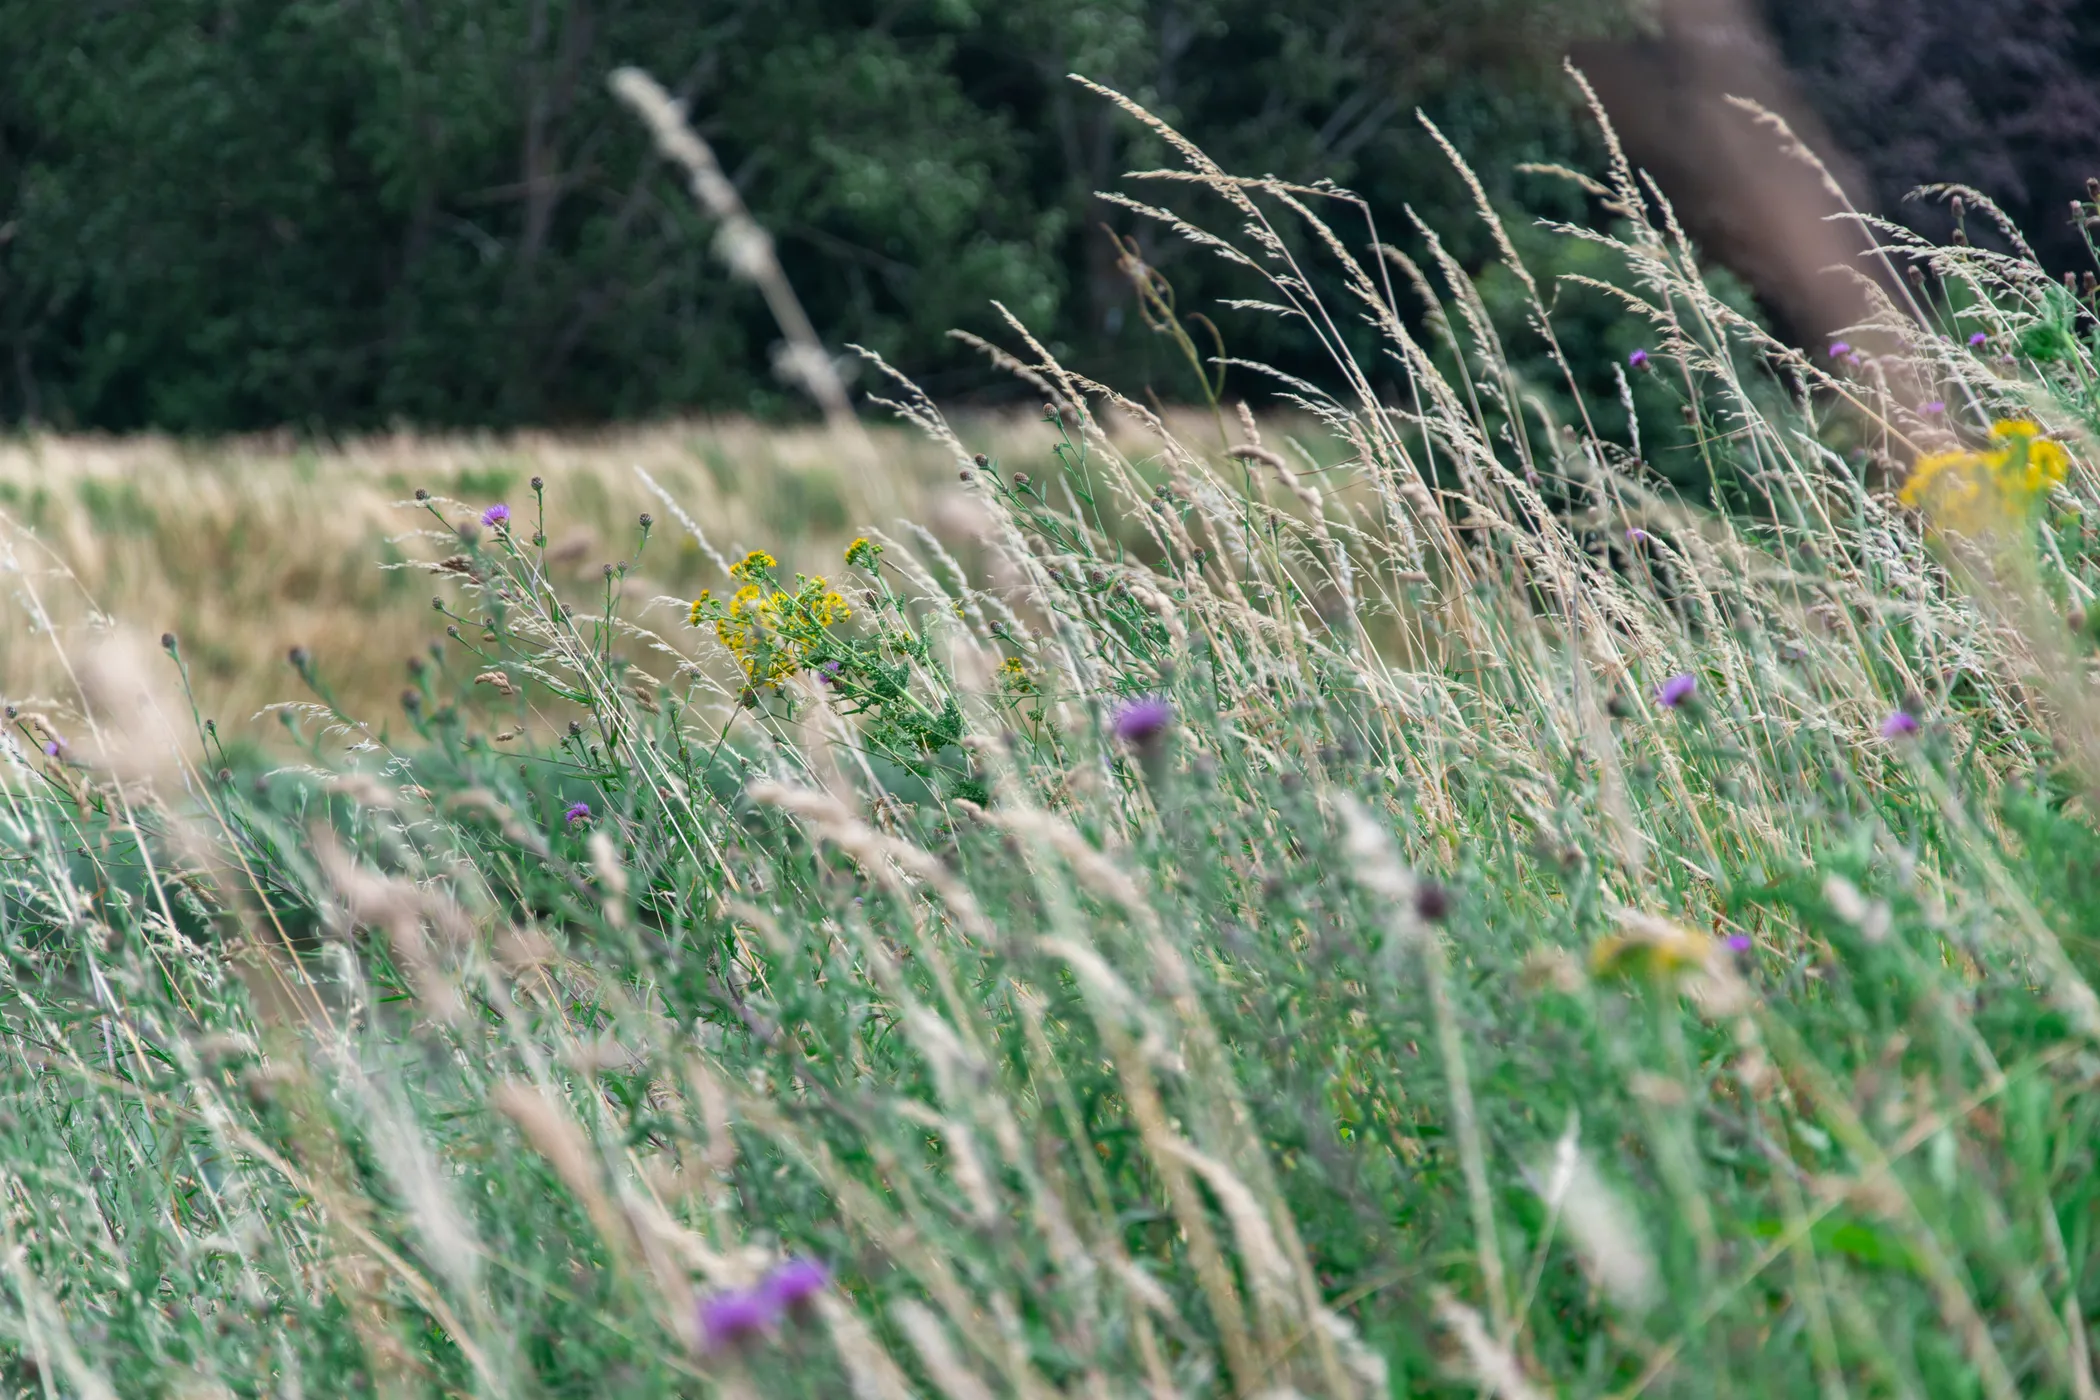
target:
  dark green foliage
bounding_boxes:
[0,0,1636,431]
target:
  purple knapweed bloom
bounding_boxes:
[564,801,591,824]
[1828,341,1851,358]
[1880,709,1921,739]
[817,660,843,686]
[1656,672,1697,709]
[759,1258,830,1315]
[1111,695,1174,748]
[697,1290,776,1353]
[481,503,511,528]
[1626,527,1651,544]
[1921,399,1946,416]
[42,739,61,757]
[1725,934,1752,952]
[1627,348,1649,369]
[1968,331,1989,348]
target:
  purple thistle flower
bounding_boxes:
[1827,341,1851,358]
[697,1290,777,1353]
[817,660,843,686]
[1627,348,1649,369]
[481,503,511,528]
[1725,934,1752,952]
[1880,709,1921,739]
[1656,672,1697,709]
[1111,695,1174,749]
[1921,399,1946,416]
[564,801,591,824]
[42,739,61,757]
[759,1258,830,1315]
[1968,331,1989,348]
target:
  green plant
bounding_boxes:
[8,76,2100,1400]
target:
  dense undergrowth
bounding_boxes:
[7,76,2100,1398]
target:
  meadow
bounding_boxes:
[5,77,2100,1400]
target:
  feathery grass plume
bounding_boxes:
[11,55,2100,1400]
[611,67,869,463]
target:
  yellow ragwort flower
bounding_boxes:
[1898,419,2070,533]
[729,548,778,581]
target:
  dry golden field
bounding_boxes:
[0,417,1062,736]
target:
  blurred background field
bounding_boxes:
[1,420,968,727]
[1,409,1337,733]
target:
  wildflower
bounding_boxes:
[1989,419,2070,493]
[1879,709,1921,739]
[697,1290,776,1353]
[844,536,883,570]
[42,739,62,758]
[759,1258,830,1315]
[1827,341,1850,358]
[1111,695,1174,748]
[1590,916,1712,978]
[812,585,849,627]
[1625,527,1650,544]
[1921,399,1946,416]
[481,503,511,528]
[817,660,843,686]
[1626,348,1649,369]
[1969,331,1989,348]
[564,801,591,825]
[1724,934,1753,952]
[1655,673,1697,709]
[729,548,778,581]
[687,590,712,627]
[1899,419,2069,533]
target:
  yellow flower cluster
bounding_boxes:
[997,655,1035,694]
[844,536,883,570]
[1899,419,2070,533]
[729,549,778,580]
[687,550,850,685]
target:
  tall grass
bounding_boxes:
[5,75,2100,1398]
